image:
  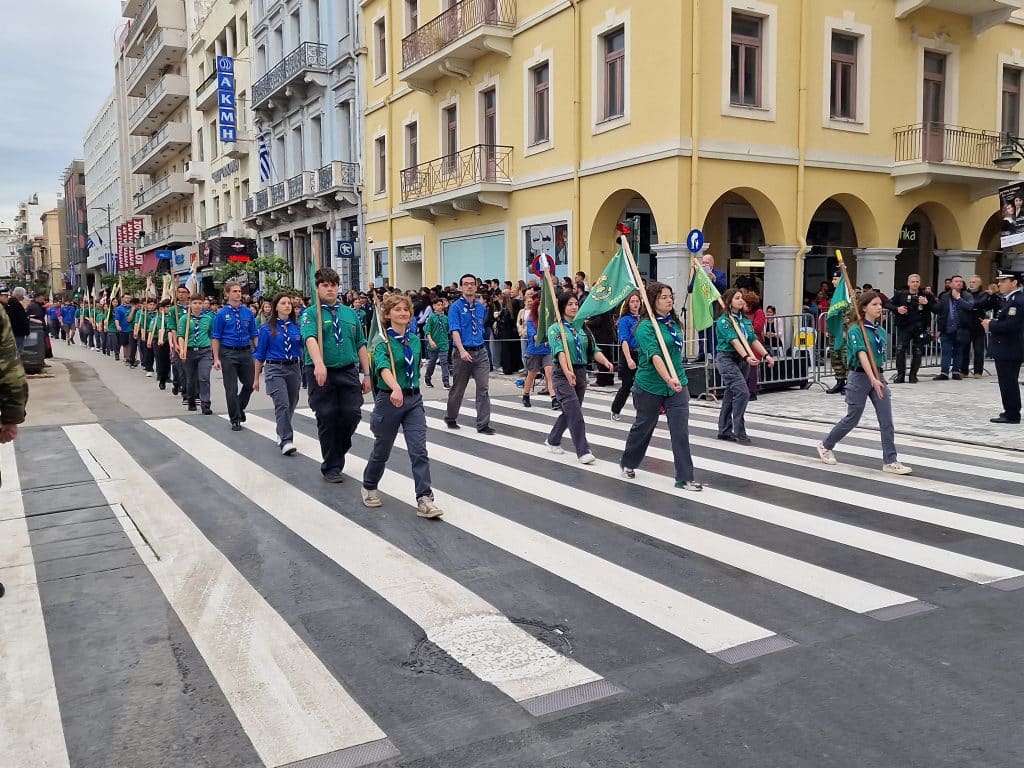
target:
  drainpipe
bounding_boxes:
[794,0,810,314]
[689,0,701,230]
[385,0,395,288]
[570,0,582,274]
[353,0,369,290]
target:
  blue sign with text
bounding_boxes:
[216,56,236,143]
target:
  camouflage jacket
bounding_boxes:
[0,304,28,425]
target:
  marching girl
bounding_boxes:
[619,282,702,491]
[817,290,913,475]
[544,292,614,464]
[522,289,556,409]
[610,290,641,420]
[361,293,443,518]
[715,288,774,445]
[253,293,303,456]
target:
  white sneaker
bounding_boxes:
[545,441,564,455]
[280,441,297,456]
[145,372,153,377]
[883,461,913,475]
[610,411,621,421]
[360,487,383,508]
[416,495,443,518]
[578,452,596,465]
[816,442,838,465]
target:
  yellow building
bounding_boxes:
[39,209,64,292]
[362,0,1024,312]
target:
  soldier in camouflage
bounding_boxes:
[0,301,28,599]
[826,271,848,395]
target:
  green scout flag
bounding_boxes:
[367,299,384,350]
[825,277,850,349]
[691,261,722,331]
[574,246,637,326]
[308,251,323,340]
[535,278,557,345]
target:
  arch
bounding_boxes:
[904,200,963,250]
[586,187,665,280]
[587,188,651,256]
[699,186,787,246]
[808,192,879,247]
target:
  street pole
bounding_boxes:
[91,204,114,295]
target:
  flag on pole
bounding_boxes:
[574,245,637,325]
[825,276,850,349]
[185,255,200,296]
[691,261,723,331]
[535,274,557,345]
[105,252,118,275]
[258,129,271,183]
[367,298,384,350]
[86,235,96,250]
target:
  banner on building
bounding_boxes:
[999,182,1024,249]
[217,56,237,143]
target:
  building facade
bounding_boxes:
[0,227,17,279]
[362,0,1024,312]
[61,161,88,292]
[83,89,124,290]
[40,209,66,292]
[242,0,364,292]
[13,195,44,282]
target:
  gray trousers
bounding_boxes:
[183,347,213,406]
[363,391,432,498]
[823,370,898,463]
[547,365,590,457]
[716,352,750,439]
[621,387,695,483]
[425,346,450,385]
[264,363,301,445]
[446,347,491,428]
[220,346,255,422]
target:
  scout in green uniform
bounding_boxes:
[302,267,371,483]
[167,286,191,399]
[148,299,174,389]
[139,297,157,376]
[715,288,774,444]
[178,295,215,414]
[619,282,702,490]
[104,300,119,359]
[360,294,442,517]
[818,290,912,474]
[423,296,450,388]
[544,292,614,463]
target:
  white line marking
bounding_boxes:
[64,425,390,768]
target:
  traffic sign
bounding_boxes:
[337,240,355,258]
[686,229,705,254]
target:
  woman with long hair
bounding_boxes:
[253,292,302,455]
[817,290,912,474]
[610,291,642,420]
[493,290,523,374]
[544,293,614,463]
[523,288,556,409]
[619,282,702,491]
[715,288,775,444]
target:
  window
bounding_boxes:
[830,33,857,119]
[1003,67,1021,137]
[405,122,418,168]
[405,0,418,34]
[602,28,625,120]
[374,17,387,79]
[530,62,550,144]
[442,104,458,175]
[374,136,387,194]
[730,13,761,107]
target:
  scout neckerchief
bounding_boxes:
[387,327,415,384]
[563,320,584,363]
[656,314,683,349]
[190,313,204,347]
[464,298,479,337]
[862,320,885,359]
[280,320,295,358]
[321,303,344,346]
[226,304,245,337]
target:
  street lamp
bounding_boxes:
[993,135,1024,170]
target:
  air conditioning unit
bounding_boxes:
[184,160,206,183]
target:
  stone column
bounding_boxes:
[758,246,801,314]
[934,250,981,284]
[651,242,707,300]
[852,248,901,297]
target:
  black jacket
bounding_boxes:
[933,291,975,333]
[963,289,995,332]
[2,299,29,338]
[885,290,934,330]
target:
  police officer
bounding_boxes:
[885,274,934,383]
[826,270,848,394]
[982,269,1024,424]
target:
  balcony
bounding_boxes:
[400,0,516,93]
[184,160,208,183]
[126,28,188,97]
[251,42,328,114]
[243,160,360,224]
[892,123,1020,199]
[130,121,191,175]
[129,74,190,136]
[194,69,220,111]
[894,0,1021,35]
[141,222,194,253]
[122,0,145,17]
[400,144,511,220]
[134,172,193,216]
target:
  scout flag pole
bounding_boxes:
[691,256,757,360]
[538,256,571,368]
[834,250,879,383]
[309,239,323,352]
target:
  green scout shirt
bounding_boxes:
[105,309,118,332]
[844,323,887,371]
[149,312,172,338]
[425,313,450,351]
[169,303,188,331]
[715,313,756,352]
[177,312,213,348]
[301,302,366,368]
[372,334,422,391]
[634,318,689,396]
[548,321,592,366]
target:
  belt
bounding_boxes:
[306,362,356,371]
[266,359,299,365]
[463,344,484,351]
[221,344,251,350]
[187,346,209,351]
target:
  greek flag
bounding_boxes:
[105,252,118,275]
[258,129,271,183]
[86,235,95,250]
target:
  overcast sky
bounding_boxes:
[0,1,125,230]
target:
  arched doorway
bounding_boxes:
[976,212,1005,281]
[896,202,961,291]
[587,189,660,280]
[804,197,861,303]
[701,187,785,294]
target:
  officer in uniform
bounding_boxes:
[982,269,1024,424]
[826,270,848,394]
[885,273,935,383]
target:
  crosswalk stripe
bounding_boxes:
[0,443,72,768]
[422,402,1024,585]
[335,406,922,616]
[434,401,1024,549]
[282,409,792,658]
[63,425,397,768]
[152,418,609,713]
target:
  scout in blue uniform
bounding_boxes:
[178,295,215,414]
[445,274,494,433]
[620,282,702,490]
[360,294,442,518]
[303,267,371,483]
[253,293,303,455]
[817,290,912,474]
[114,297,133,362]
[715,288,775,444]
[610,291,642,419]
[544,292,614,463]
[59,302,77,344]
[982,270,1024,424]
[522,289,555,409]
[212,281,258,431]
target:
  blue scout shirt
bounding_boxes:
[59,305,77,325]
[253,320,303,362]
[525,317,550,357]
[211,303,257,347]
[617,314,640,350]
[448,297,487,347]
[114,303,132,332]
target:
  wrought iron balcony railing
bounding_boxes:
[252,42,328,106]
[400,144,512,203]
[401,0,515,70]
[894,122,1004,168]
[244,161,360,218]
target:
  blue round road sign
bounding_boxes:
[686,229,705,254]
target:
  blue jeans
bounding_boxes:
[939,330,959,374]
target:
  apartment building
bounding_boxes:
[118,0,195,275]
[242,0,364,292]
[60,161,88,293]
[83,89,124,290]
[40,209,66,292]
[362,0,1024,312]
[13,195,44,281]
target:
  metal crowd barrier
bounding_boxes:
[818,311,943,381]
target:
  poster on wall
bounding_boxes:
[523,222,569,281]
[999,182,1024,249]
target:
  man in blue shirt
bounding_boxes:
[211,280,257,431]
[59,301,77,345]
[444,273,494,434]
[113,296,134,364]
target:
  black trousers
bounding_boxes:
[994,358,1022,421]
[306,364,363,474]
[960,330,986,375]
[219,346,255,422]
[611,357,637,414]
[894,328,925,378]
[154,343,171,385]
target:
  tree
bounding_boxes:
[210,253,292,297]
